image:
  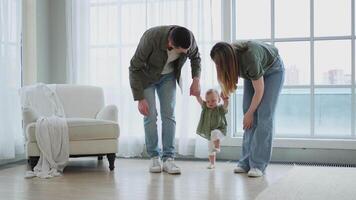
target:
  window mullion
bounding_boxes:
[310,0,315,137]
[271,0,275,45]
[351,0,355,137]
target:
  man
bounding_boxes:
[129,25,201,174]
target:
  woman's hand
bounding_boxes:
[243,111,254,130]
[242,77,264,130]
[220,92,229,110]
[220,92,229,101]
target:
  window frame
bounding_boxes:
[225,0,356,146]
[88,0,356,148]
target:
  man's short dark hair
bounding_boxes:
[170,27,191,49]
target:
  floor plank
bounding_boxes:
[0,158,293,200]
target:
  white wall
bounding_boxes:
[22,0,37,85]
[36,0,50,83]
[48,0,67,83]
[22,0,67,84]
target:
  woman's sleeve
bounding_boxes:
[245,54,264,80]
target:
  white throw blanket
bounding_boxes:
[20,83,69,178]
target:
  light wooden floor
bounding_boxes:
[0,158,293,200]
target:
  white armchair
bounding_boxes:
[22,84,120,170]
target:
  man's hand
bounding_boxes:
[190,77,201,96]
[138,99,149,116]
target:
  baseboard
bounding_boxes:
[0,154,26,167]
[218,146,356,165]
[135,146,356,165]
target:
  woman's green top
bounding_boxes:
[234,40,279,80]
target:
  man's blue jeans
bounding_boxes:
[143,72,176,161]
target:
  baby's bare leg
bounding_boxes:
[208,141,216,165]
[213,139,220,149]
[209,154,216,165]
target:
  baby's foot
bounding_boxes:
[207,164,215,169]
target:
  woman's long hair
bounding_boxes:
[210,42,242,96]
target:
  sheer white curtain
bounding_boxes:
[0,0,24,160]
[66,0,221,158]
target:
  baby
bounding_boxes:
[195,89,229,169]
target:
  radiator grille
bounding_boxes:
[271,161,356,168]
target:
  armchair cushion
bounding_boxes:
[27,118,119,142]
[96,105,118,122]
[22,107,39,129]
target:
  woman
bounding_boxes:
[210,41,285,177]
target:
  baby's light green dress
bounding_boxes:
[196,102,228,140]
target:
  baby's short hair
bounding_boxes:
[205,89,220,98]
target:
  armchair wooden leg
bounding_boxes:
[29,156,39,170]
[98,156,103,160]
[107,153,116,171]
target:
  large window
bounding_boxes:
[0,0,23,159]
[68,0,222,156]
[233,0,355,139]
[72,0,356,146]
[87,0,221,139]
